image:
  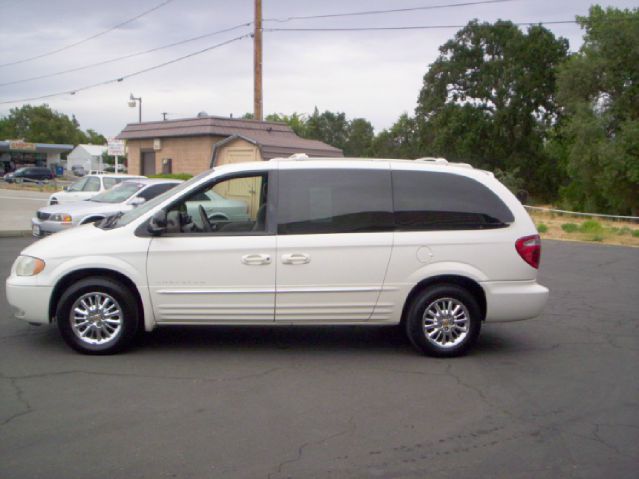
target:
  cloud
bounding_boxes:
[0,0,637,136]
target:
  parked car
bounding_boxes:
[32,179,181,238]
[48,174,145,205]
[6,157,548,356]
[4,166,54,183]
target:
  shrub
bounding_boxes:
[561,223,579,233]
[633,230,639,238]
[149,173,193,181]
[616,227,633,235]
[588,234,604,242]
[579,220,604,234]
[537,223,548,233]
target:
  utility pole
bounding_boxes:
[253,0,263,121]
[162,112,168,121]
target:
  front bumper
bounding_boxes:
[31,217,74,238]
[6,278,53,324]
[482,280,549,322]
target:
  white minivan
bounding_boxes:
[6,157,548,356]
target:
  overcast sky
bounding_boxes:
[0,0,636,137]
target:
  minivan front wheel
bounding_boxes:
[406,284,481,357]
[56,277,139,355]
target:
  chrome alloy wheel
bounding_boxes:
[422,297,470,348]
[70,292,123,345]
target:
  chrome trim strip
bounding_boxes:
[157,286,398,295]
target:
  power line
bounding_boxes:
[263,0,518,22]
[0,22,251,87]
[264,20,583,32]
[0,34,249,105]
[0,0,176,68]
[0,1,522,87]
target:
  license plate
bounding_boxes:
[32,224,40,236]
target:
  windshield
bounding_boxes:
[90,182,143,204]
[14,167,28,175]
[107,170,213,228]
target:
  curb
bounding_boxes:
[0,230,33,238]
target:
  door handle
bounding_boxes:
[281,253,311,265]
[241,254,271,265]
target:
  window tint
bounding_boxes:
[83,176,101,192]
[165,174,267,234]
[137,183,177,201]
[277,169,393,235]
[392,170,514,230]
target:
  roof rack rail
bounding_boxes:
[270,153,310,161]
[415,157,448,164]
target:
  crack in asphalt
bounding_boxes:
[0,367,281,429]
[0,367,281,385]
[1,377,34,427]
[267,416,357,479]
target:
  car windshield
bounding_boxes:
[14,167,28,174]
[89,182,143,204]
[105,170,213,228]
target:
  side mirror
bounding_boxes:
[63,186,69,191]
[129,196,146,207]
[147,210,167,236]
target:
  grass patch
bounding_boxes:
[633,230,639,238]
[561,223,579,233]
[537,223,548,233]
[579,220,604,234]
[149,173,193,181]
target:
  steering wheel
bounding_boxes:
[198,205,213,232]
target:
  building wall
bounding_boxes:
[126,136,225,176]
[215,138,261,166]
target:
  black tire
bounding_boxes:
[405,284,482,357]
[56,277,139,355]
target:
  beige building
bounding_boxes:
[117,116,342,176]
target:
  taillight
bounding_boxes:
[515,234,541,269]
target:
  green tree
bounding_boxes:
[415,20,569,197]
[85,129,106,145]
[370,114,421,159]
[305,107,350,151]
[265,112,308,137]
[555,6,639,215]
[344,118,374,157]
[0,104,106,146]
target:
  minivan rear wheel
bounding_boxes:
[406,284,481,357]
[56,277,139,355]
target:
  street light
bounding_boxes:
[128,93,142,123]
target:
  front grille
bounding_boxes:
[36,212,50,221]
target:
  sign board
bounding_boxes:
[153,138,162,151]
[9,140,36,151]
[107,138,125,156]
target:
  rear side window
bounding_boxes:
[277,169,393,235]
[392,170,514,230]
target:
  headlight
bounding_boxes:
[14,256,46,276]
[50,213,72,223]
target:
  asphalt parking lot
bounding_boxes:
[1,237,638,478]
[0,188,50,232]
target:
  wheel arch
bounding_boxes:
[49,268,144,330]
[399,274,487,327]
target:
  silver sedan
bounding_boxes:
[31,179,181,237]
